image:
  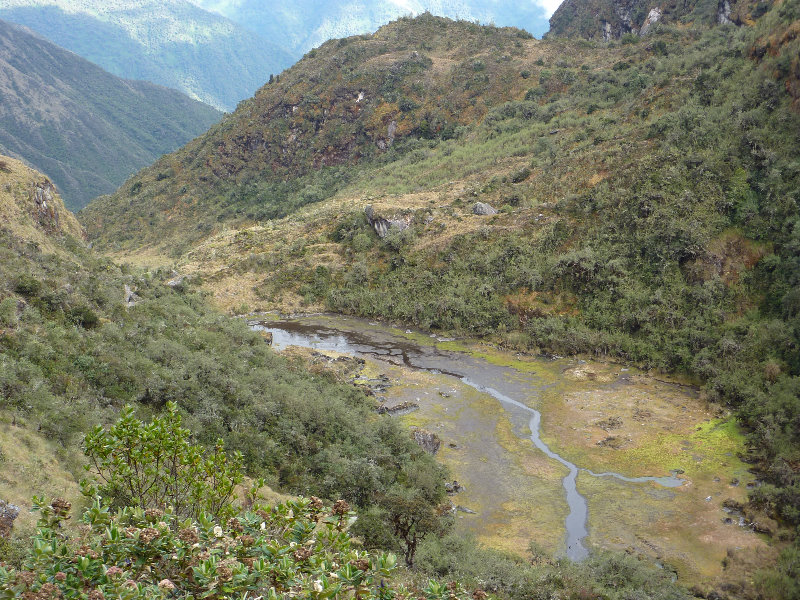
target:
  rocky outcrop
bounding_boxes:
[30,181,60,231]
[364,205,410,238]
[377,120,398,151]
[412,429,441,454]
[376,400,419,415]
[445,480,466,494]
[167,275,187,288]
[717,0,734,24]
[473,202,498,216]
[0,500,20,538]
[124,284,141,307]
[639,7,662,35]
[0,155,84,243]
[548,0,750,40]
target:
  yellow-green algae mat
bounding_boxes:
[265,322,768,586]
[534,360,766,580]
[384,338,766,583]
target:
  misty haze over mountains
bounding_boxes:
[0,0,557,110]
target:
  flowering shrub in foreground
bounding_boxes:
[0,496,484,600]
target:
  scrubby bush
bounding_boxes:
[0,495,430,600]
[82,403,244,521]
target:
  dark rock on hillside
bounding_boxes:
[412,429,441,454]
[30,181,61,231]
[548,0,758,40]
[473,202,498,215]
[365,205,410,238]
[377,400,419,415]
[0,500,20,538]
[445,480,466,494]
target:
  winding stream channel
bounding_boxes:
[251,315,684,561]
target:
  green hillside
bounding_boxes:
[79,5,800,596]
[80,16,546,252]
[0,19,222,210]
[0,155,700,598]
[547,0,764,39]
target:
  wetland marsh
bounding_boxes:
[251,314,766,583]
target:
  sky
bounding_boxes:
[195,0,564,20]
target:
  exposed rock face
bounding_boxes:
[473,202,498,216]
[639,7,662,35]
[549,0,748,40]
[717,0,734,24]
[378,120,398,150]
[31,181,60,230]
[0,155,84,243]
[376,400,419,415]
[0,500,20,538]
[124,284,141,307]
[364,205,409,238]
[167,275,187,288]
[412,429,441,454]
[445,480,466,494]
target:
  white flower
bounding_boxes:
[313,580,323,593]
[213,525,224,538]
[260,522,266,530]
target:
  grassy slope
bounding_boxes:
[546,0,760,40]
[0,152,440,540]
[0,18,222,210]
[80,15,542,254]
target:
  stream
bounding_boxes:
[250,315,684,561]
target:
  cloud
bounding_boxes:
[534,0,564,18]
[190,0,243,18]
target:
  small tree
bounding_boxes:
[380,487,449,567]
[376,457,451,567]
[82,402,243,520]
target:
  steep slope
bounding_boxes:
[80,15,540,253]
[0,155,443,556]
[0,19,221,210]
[0,155,83,247]
[192,0,554,53]
[0,0,293,110]
[548,0,763,40]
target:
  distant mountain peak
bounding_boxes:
[0,18,221,209]
[0,0,293,109]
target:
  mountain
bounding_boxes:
[548,0,762,40]
[80,6,800,594]
[191,0,554,53]
[0,0,294,110]
[0,19,221,210]
[80,15,539,252]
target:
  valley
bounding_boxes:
[252,314,766,585]
[1,0,799,597]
